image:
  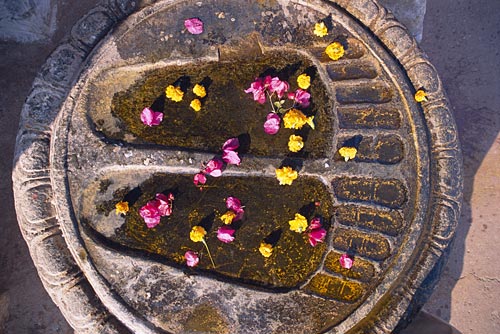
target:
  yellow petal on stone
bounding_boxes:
[193,84,207,98]
[414,89,428,102]
[115,201,129,215]
[325,42,345,61]
[165,85,184,102]
[297,73,311,90]
[288,213,308,233]
[306,116,315,130]
[220,211,236,225]
[190,98,202,112]
[288,135,304,152]
[339,147,357,162]
[275,166,298,186]
[190,225,206,243]
[259,242,273,257]
[314,22,328,37]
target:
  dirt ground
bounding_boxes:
[0,0,498,333]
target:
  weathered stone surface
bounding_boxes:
[12,1,461,334]
[379,0,427,41]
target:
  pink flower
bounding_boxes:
[308,227,327,246]
[155,193,174,217]
[226,196,244,220]
[217,226,236,243]
[139,202,161,228]
[339,253,354,269]
[184,18,203,35]
[309,217,322,230]
[222,150,240,165]
[222,137,239,151]
[204,158,224,177]
[263,113,281,135]
[289,89,311,108]
[244,79,266,104]
[193,172,207,186]
[185,251,200,267]
[140,107,163,126]
[269,77,289,98]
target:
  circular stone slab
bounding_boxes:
[12,1,462,333]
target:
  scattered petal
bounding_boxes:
[204,158,224,177]
[155,193,174,216]
[289,213,308,233]
[297,73,311,89]
[269,77,290,99]
[184,17,204,35]
[193,172,207,186]
[288,134,304,152]
[339,253,354,269]
[190,225,206,242]
[193,83,207,98]
[309,217,322,230]
[283,108,311,130]
[140,107,163,126]
[339,147,357,161]
[190,98,202,111]
[217,226,236,243]
[275,166,298,185]
[115,201,129,215]
[244,77,267,104]
[222,137,240,151]
[165,85,184,102]
[308,227,327,246]
[288,89,311,108]
[139,202,161,228]
[226,196,243,213]
[325,42,345,61]
[222,150,240,165]
[185,251,199,267]
[314,22,328,37]
[414,89,428,102]
[259,242,273,257]
[220,211,237,225]
[263,113,281,135]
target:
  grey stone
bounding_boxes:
[380,0,427,41]
[0,292,8,332]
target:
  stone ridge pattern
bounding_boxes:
[11,1,462,334]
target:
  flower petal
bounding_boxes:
[308,228,327,246]
[193,172,207,186]
[185,251,200,267]
[184,17,204,35]
[217,226,236,243]
[309,217,322,230]
[222,137,240,151]
[204,158,224,177]
[263,113,281,135]
[140,107,163,126]
[339,253,354,269]
[139,201,161,228]
[222,150,241,165]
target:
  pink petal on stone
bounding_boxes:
[309,217,322,230]
[139,202,161,228]
[269,77,289,98]
[155,193,173,216]
[217,226,235,243]
[185,251,200,267]
[140,107,163,126]
[193,172,207,186]
[226,197,243,212]
[204,158,224,177]
[339,253,354,269]
[263,113,281,135]
[222,150,240,165]
[222,137,240,151]
[308,228,327,247]
[293,89,311,108]
[184,17,204,35]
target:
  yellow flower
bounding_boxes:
[220,211,236,225]
[414,89,428,102]
[297,73,311,89]
[193,84,207,98]
[115,201,129,215]
[259,242,273,258]
[325,42,345,61]
[190,98,202,111]
[165,85,184,102]
[289,213,308,233]
[314,22,328,37]
[275,166,298,186]
[339,147,357,162]
[190,226,206,242]
[283,109,315,130]
[288,135,304,152]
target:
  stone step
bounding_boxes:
[336,134,404,165]
[337,105,402,130]
[332,227,391,261]
[335,204,404,236]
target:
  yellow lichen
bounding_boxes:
[297,73,311,90]
[313,22,328,37]
[325,42,345,61]
[275,166,298,186]
[115,201,129,215]
[288,135,304,152]
[190,226,206,242]
[289,213,308,233]
[190,98,202,111]
[414,89,428,102]
[283,109,314,130]
[259,242,273,257]
[193,84,207,98]
[339,147,357,162]
[165,85,184,102]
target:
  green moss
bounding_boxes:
[102,50,334,158]
[98,173,333,289]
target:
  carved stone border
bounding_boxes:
[12,0,462,333]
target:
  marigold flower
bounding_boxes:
[275,166,298,185]
[185,251,199,267]
[217,226,235,243]
[190,98,201,111]
[184,17,204,35]
[288,135,304,152]
[259,242,273,257]
[115,201,129,215]
[190,226,207,243]
[289,213,308,233]
[193,84,207,98]
[140,107,163,126]
[314,22,328,37]
[165,85,184,102]
[220,211,237,225]
[263,113,281,135]
[283,109,314,130]
[339,253,354,269]
[325,42,345,61]
[297,74,311,89]
[339,147,357,162]
[414,89,428,102]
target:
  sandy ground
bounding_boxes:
[0,0,498,333]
